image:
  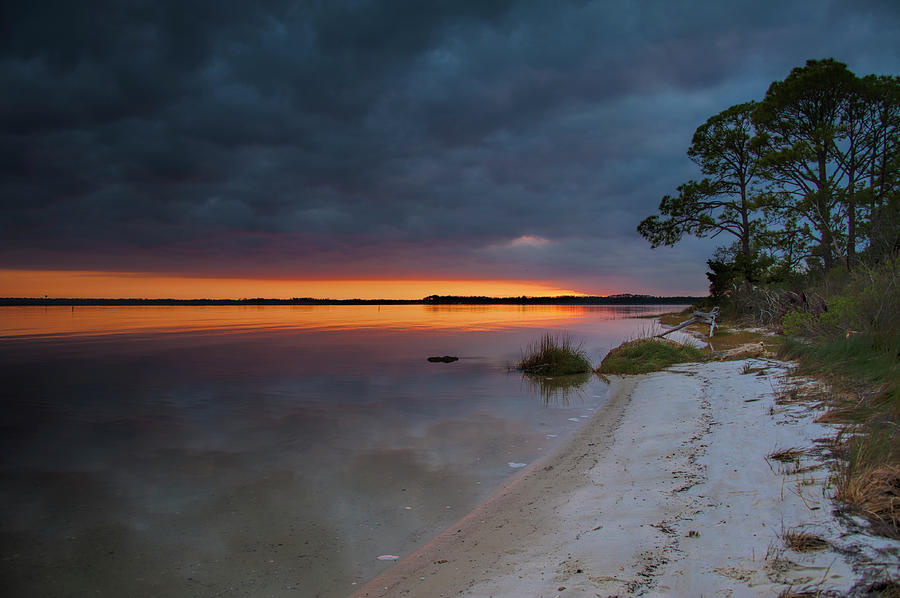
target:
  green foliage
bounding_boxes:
[777,286,899,536]
[517,333,593,376]
[817,295,862,334]
[636,61,899,534]
[705,240,784,301]
[640,58,900,278]
[779,295,860,338]
[598,338,704,375]
[776,259,899,418]
[637,102,767,278]
[706,258,738,301]
[778,334,898,405]
[778,258,899,345]
[781,310,813,336]
[753,59,863,269]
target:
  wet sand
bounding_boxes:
[354,359,899,597]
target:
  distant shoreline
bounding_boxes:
[0,295,701,307]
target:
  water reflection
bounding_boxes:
[522,372,594,405]
[0,304,684,598]
[1,304,678,339]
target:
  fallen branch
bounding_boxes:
[657,307,719,338]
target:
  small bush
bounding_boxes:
[598,337,704,375]
[777,258,899,344]
[516,333,592,376]
[781,309,813,336]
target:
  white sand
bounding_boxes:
[353,359,899,597]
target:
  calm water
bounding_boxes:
[0,305,679,597]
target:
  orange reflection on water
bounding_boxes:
[0,304,668,340]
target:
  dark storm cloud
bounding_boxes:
[2,0,899,293]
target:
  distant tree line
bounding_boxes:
[421,294,702,305]
[1,294,703,306]
[638,59,898,297]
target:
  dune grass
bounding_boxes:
[768,447,805,463]
[779,336,898,400]
[782,529,829,552]
[598,337,704,375]
[832,426,900,536]
[776,317,898,537]
[516,333,592,376]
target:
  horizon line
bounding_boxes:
[1,294,705,306]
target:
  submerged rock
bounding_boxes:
[427,355,459,363]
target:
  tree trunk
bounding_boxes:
[740,189,752,281]
[846,166,856,270]
[817,149,835,270]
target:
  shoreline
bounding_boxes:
[353,375,640,597]
[353,359,899,597]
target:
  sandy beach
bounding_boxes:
[354,359,899,597]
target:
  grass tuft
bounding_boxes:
[782,530,829,552]
[516,333,592,376]
[862,579,900,597]
[768,447,805,463]
[835,461,900,536]
[598,337,704,375]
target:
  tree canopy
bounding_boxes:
[638,58,899,292]
[638,102,766,279]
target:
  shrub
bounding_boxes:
[777,258,899,345]
[781,309,813,336]
[598,337,704,375]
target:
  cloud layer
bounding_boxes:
[2,0,898,294]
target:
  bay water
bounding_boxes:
[0,304,680,597]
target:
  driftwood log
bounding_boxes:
[657,306,719,338]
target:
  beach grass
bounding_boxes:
[598,337,704,375]
[782,529,829,552]
[832,425,900,535]
[516,333,593,376]
[768,447,805,463]
[776,326,898,537]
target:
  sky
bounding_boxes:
[1,0,899,299]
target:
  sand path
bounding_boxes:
[354,360,897,597]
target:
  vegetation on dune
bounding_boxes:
[753,265,900,538]
[598,337,704,375]
[834,433,900,535]
[637,57,899,537]
[782,529,830,552]
[516,333,592,376]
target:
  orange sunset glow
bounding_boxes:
[0,270,594,300]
